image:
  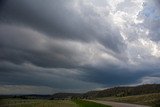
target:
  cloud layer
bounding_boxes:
[0,0,160,94]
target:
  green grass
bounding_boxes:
[73,100,111,107]
[0,99,112,107]
[0,99,78,107]
[97,93,160,107]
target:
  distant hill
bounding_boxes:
[0,84,159,100]
[51,93,82,100]
[97,93,160,107]
[49,84,160,100]
[0,94,51,99]
[83,84,160,99]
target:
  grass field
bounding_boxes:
[0,99,78,107]
[0,99,111,107]
[73,100,111,107]
[97,93,160,107]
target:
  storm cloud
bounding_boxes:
[0,0,160,94]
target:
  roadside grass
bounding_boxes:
[0,99,78,107]
[0,99,112,107]
[96,93,160,107]
[73,100,111,107]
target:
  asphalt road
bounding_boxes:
[89,100,150,107]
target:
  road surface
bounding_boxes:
[89,100,150,107]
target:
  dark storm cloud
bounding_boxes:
[0,25,83,68]
[87,63,158,87]
[0,0,94,41]
[0,61,101,91]
[0,0,6,10]
[0,0,125,53]
[0,0,160,94]
[0,0,126,68]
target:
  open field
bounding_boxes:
[96,93,160,107]
[0,99,111,107]
[73,100,111,107]
[0,99,78,107]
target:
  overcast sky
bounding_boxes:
[0,0,160,94]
